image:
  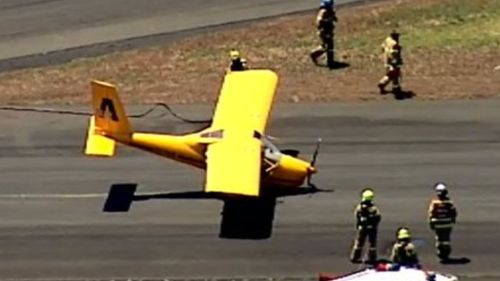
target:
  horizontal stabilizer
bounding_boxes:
[84,116,116,157]
[103,183,137,212]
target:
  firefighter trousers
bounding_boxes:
[378,65,401,92]
[433,227,452,260]
[350,227,377,263]
[310,35,335,69]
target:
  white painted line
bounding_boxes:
[0,193,107,199]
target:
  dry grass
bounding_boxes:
[0,0,499,105]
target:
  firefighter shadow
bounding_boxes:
[440,257,471,265]
[383,89,416,100]
[323,61,350,70]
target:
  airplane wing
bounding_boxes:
[205,70,279,197]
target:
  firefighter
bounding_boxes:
[350,188,381,264]
[309,0,337,69]
[228,49,248,72]
[428,182,457,261]
[390,227,420,268]
[378,30,403,94]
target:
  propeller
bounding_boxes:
[306,138,322,190]
[311,138,322,167]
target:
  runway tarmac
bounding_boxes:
[1,101,499,280]
[0,0,364,70]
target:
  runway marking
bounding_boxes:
[0,190,170,199]
[3,275,500,281]
[0,277,318,281]
[0,193,107,199]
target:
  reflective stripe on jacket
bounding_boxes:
[428,198,457,228]
[381,37,402,67]
[354,202,381,229]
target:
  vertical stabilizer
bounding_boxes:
[91,81,131,138]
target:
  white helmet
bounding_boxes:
[434,182,447,192]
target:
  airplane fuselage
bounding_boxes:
[109,131,315,193]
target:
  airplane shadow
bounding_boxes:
[102,183,329,240]
[219,196,276,240]
[440,257,471,265]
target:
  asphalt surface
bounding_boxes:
[0,101,500,280]
[0,0,366,70]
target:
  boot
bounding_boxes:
[437,244,451,261]
[310,53,318,65]
[393,86,404,99]
[378,83,387,95]
[310,50,323,65]
[350,248,362,263]
[367,249,377,265]
[326,50,335,69]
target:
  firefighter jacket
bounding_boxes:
[315,8,337,38]
[229,58,248,72]
[354,202,381,230]
[428,196,457,229]
[390,241,420,267]
[381,37,403,67]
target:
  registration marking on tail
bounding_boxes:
[98,97,119,121]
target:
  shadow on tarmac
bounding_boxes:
[103,183,277,239]
[381,89,416,100]
[319,60,350,70]
[394,90,416,100]
[440,257,471,265]
[328,61,351,70]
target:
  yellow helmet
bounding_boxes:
[361,188,375,202]
[229,49,240,60]
[397,227,411,240]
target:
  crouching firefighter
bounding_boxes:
[391,227,420,268]
[428,182,457,262]
[350,188,381,264]
[310,0,337,69]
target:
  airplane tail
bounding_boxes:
[84,81,132,157]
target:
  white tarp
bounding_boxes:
[327,267,458,281]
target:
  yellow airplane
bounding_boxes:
[84,69,323,239]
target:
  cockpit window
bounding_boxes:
[261,133,282,162]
